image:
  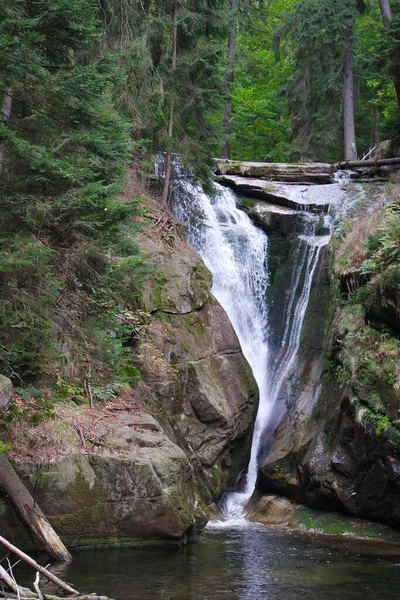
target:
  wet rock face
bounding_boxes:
[255,245,400,530]
[249,202,306,237]
[258,394,400,529]
[139,237,259,495]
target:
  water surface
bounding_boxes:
[18,524,400,600]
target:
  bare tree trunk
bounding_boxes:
[375,108,380,148]
[131,129,142,185]
[343,34,357,161]
[378,0,393,25]
[162,4,178,206]
[377,0,400,110]
[221,0,238,160]
[0,451,71,562]
[0,88,13,171]
[337,156,400,168]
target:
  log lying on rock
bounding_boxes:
[0,451,71,562]
[336,156,400,169]
[214,159,334,184]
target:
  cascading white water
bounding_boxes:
[172,178,332,521]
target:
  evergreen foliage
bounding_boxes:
[1,0,400,385]
[0,0,144,383]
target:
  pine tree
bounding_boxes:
[0,0,142,380]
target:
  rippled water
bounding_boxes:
[16,525,400,600]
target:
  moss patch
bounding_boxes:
[292,506,400,542]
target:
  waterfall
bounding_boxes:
[172,178,332,520]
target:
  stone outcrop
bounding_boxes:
[214,159,334,184]
[219,176,337,211]
[248,202,307,237]
[1,229,258,549]
[139,236,258,494]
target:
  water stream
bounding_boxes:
[172,179,333,519]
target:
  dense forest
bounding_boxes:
[2,2,400,591]
[1,0,400,390]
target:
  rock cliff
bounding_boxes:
[253,183,400,529]
[0,220,258,549]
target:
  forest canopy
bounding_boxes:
[1,0,399,384]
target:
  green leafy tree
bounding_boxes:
[229,0,294,161]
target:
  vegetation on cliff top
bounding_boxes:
[332,183,400,437]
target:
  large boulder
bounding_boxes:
[139,236,259,495]
[14,408,208,547]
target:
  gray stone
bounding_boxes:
[214,159,334,184]
[0,375,12,411]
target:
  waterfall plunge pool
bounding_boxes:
[15,525,400,600]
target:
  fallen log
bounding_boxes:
[0,451,71,562]
[214,159,334,184]
[0,536,77,595]
[336,157,400,169]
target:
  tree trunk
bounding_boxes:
[375,108,380,148]
[336,156,400,168]
[378,0,393,25]
[0,88,13,171]
[131,129,142,185]
[377,0,400,110]
[221,0,238,160]
[162,4,178,206]
[0,451,71,562]
[342,34,357,161]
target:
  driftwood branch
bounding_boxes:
[0,537,78,595]
[32,574,42,600]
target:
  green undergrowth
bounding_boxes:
[330,185,400,439]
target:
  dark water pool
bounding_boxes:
[15,523,400,600]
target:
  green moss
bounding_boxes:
[50,504,105,530]
[263,184,276,193]
[293,506,400,541]
[208,466,222,499]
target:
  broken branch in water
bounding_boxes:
[0,537,115,600]
[0,537,77,595]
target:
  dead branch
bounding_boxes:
[0,537,78,596]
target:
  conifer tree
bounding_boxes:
[0,0,141,379]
